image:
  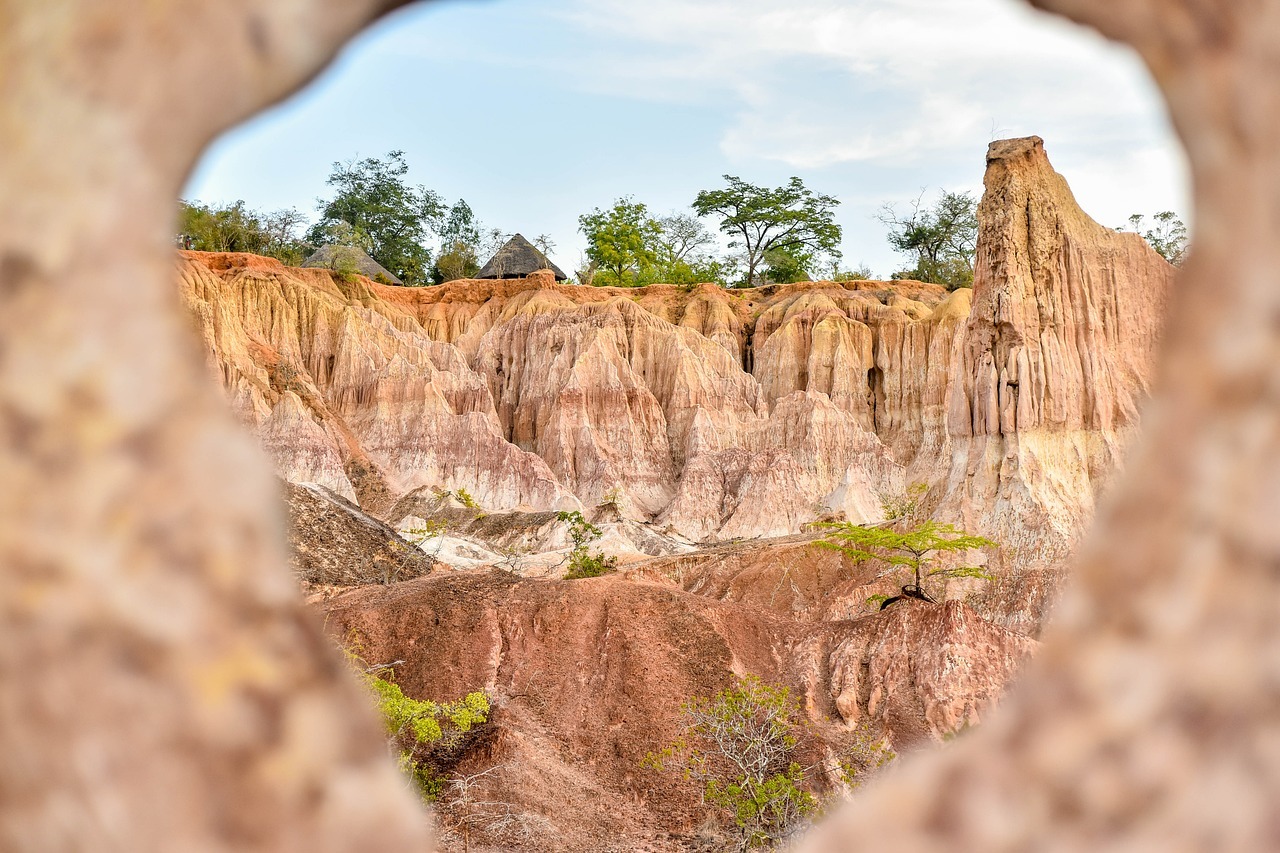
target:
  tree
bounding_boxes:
[533,234,557,269]
[555,510,617,579]
[644,676,817,851]
[820,519,996,609]
[1121,211,1189,265]
[658,212,717,265]
[578,197,663,286]
[693,176,841,288]
[433,200,484,283]
[878,190,979,290]
[652,212,728,285]
[762,245,815,284]
[307,151,444,286]
[178,200,308,264]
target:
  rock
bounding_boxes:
[320,568,1035,848]
[181,139,1169,632]
[283,481,435,587]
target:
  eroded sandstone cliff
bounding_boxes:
[181,137,1171,632]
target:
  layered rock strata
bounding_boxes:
[182,138,1172,631]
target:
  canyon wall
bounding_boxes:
[181,137,1172,630]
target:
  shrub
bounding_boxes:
[645,676,816,851]
[556,510,617,579]
[356,657,490,802]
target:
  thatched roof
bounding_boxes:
[302,245,403,285]
[476,234,568,281]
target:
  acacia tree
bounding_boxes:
[820,519,996,609]
[878,190,979,290]
[578,197,663,286]
[307,150,444,286]
[1122,211,1189,265]
[693,176,841,288]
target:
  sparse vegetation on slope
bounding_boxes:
[644,677,817,851]
[556,510,618,579]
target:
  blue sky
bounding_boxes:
[185,0,1188,279]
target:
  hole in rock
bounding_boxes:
[177,0,1189,848]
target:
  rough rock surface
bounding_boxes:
[6,0,1279,851]
[933,137,1174,632]
[321,567,1036,850]
[0,2,435,851]
[184,140,1170,633]
[283,481,436,587]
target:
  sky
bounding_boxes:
[184,0,1188,279]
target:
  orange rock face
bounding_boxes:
[183,138,1171,633]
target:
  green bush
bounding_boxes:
[344,639,490,802]
[556,510,617,579]
[644,676,816,850]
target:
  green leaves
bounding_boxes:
[820,518,997,603]
[556,510,617,579]
[578,197,664,287]
[879,190,978,290]
[694,175,842,288]
[361,669,490,802]
[179,200,308,265]
[307,151,444,286]
[646,676,815,849]
[1121,211,1189,265]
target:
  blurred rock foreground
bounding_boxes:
[3,0,1278,850]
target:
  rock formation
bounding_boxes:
[320,566,1036,850]
[182,139,1172,633]
[283,481,436,587]
[7,0,1279,850]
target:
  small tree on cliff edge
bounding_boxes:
[693,176,841,288]
[820,519,996,609]
[1120,211,1189,266]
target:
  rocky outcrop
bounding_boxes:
[182,261,950,538]
[320,568,1035,850]
[283,481,435,587]
[934,137,1174,631]
[181,139,1171,632]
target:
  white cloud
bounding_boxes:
[551,0,1183,181]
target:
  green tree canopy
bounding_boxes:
[1122,211,1189,266]
[820,519,996,608]
[878,190,978,290]
[432,200,484,283]
[693,176,841,288]
[307,151,444,286]
[762,245,815,284]
[578,197,663,287]
[179,200,308,266]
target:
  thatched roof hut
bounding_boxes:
[302,245,403,285]
[476,234,568,281]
